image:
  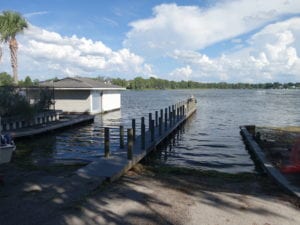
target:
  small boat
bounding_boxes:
[0,116,16,164]
[0,144,16,164]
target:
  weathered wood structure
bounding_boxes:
[77,97,197,181]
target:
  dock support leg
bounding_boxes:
[127,128,133,160]
[150,119,155,142]
[141,117,145,149]
[104,127,110,158]
[132,119,136,141]
[119,125,124,149]
[159,117,162,135]
[165,108,168,131]
[148,113,152,130]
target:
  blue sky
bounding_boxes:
[1,0,300,83]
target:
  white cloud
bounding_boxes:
[1,24,153,80]
[168,17,300,83]
[24,11,49,18]
[124,1,300,56]
[170,65,192,80]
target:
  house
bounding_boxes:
[40,77,126,114]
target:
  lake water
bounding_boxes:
[17,89,300,173]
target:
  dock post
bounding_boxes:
[160,109,163,123]
[148,113,152,130]
[159,117,162,135]
[132,119,136,141]
[104,127,110,158]
[119,125,124,149]
[173,105,176,123]
[127,128,133,160]
[141,117,145,149]
[150,119,155,142]
[165,108,168,131]
[155,111,158,127]
[169,106,172,127]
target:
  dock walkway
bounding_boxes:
[77,98,197,182]
[11,114,94,139]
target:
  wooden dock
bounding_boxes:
[77,97,197,182]
[11,114,95,139]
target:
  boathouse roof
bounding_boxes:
[40,77,126,91]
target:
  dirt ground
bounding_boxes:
[1,163,299,225]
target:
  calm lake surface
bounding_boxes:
[17,89,300,173]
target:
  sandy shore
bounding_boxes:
[1,163,298,225]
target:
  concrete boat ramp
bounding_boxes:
[240,126,300,199]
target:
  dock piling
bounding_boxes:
[155,111,158,127]
[127,128,133,160]
[150,119,155,142]
[104,127,110,157]
[132,119,136,141]
[141,117,145,149]
[148,113,152,130]
[119,125,124,149]
[159,117,162,135]
[164,108,168,131]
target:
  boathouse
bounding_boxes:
[40,77,126,114]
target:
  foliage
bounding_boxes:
[0,86,54,119]
[0,11,28,84]
[0,11,28,41]
[0,86,33,119]
[36,88,54,111]
[110,76,300,90]
[0,73,40,87]
[18,76,39,86]
[0,72,13,85]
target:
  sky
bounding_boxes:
[0,0,300,83]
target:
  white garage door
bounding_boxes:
[91,91,101,112]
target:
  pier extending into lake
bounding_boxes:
[77,97,197,181]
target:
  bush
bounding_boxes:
[0,86,35,119]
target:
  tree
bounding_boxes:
[0,72,13,85]
[0,11,28,84]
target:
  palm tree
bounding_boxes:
[0,11,28,84]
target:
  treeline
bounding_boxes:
[0,72,39,86]
[1,72,299,89]
[109,76,300,90]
